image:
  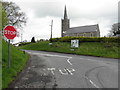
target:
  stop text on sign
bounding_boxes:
[4,26,17,39]
[4,30,16,35]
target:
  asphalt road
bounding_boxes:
[12,50,118,89]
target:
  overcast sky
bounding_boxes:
[6,0,119,43]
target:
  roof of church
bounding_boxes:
[66,24,99,34]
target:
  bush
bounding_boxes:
[19,42,31,46]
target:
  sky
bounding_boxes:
[5,0,119,43]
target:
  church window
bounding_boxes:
[91,33,93,37]
[83,33,86,37]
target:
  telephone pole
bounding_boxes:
[21,33,23,42]
[50,20,53,42]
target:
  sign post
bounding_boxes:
[4,26,16,68]
[8,40,10,67]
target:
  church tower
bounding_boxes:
[61,6,70,37]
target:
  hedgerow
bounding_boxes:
[50,36,120,43]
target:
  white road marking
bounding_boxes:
[29,52,99,87]
[87,59,92,60]
[59,69,68,75]
[38,53,71,58]
[89,80,99,88]
[80,58,85,59]
[83,76,99,88]
[66,68,75,75]
[67,57,73,65]
[29,53,76,75]
[80,58,95,61]
[48,68,55,75]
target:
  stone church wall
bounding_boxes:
[64,31,99,37]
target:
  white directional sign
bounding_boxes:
[71,40,79,48]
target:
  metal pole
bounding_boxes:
[50,20,53,42]
[21,33,22,42]
[8,39,10,68]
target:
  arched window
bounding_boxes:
[83,33,86,37]
[91,33,93,37]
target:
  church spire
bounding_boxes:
[61,5,70,37]
[64,5,68,19]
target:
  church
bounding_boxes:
[61,6,100,37]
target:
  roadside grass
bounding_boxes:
[76,42,119,58]
[20,41,119,59]
[2,40,29,88]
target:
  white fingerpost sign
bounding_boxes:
[71,40,79,48]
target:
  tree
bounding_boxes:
[0,2,7,31]
[31,37,35,43]
[112,23,120,36]
[108,23,120,37]
[2,1,27,30]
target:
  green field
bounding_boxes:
[2,40,29,88]
[20,41,119,59]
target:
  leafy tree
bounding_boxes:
[112,23,120,36]
[31,37,35,43]
[108,23,120,37]
[0,2,7,31]
[2,1,27,30]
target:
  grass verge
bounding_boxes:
[19,41,119,59]
[2,40,29,88]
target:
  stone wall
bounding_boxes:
[64,31,100,37]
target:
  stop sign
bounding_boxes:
[4,26,17,39]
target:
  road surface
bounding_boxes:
[12,50,118,89]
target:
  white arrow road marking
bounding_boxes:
[67,57,73,65]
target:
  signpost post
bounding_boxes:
[4,26,16,68]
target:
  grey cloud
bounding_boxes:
[20,1,117,23]
[25,2,65,18]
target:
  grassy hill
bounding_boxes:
[2,40,29,88]
[20,41,119,59]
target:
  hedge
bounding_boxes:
[50,36,120,43]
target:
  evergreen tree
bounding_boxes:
[31,37,35,43]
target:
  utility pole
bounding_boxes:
[50,20,53,42]
[21,33,23,42]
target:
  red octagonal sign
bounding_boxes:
[4,26,17,39]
